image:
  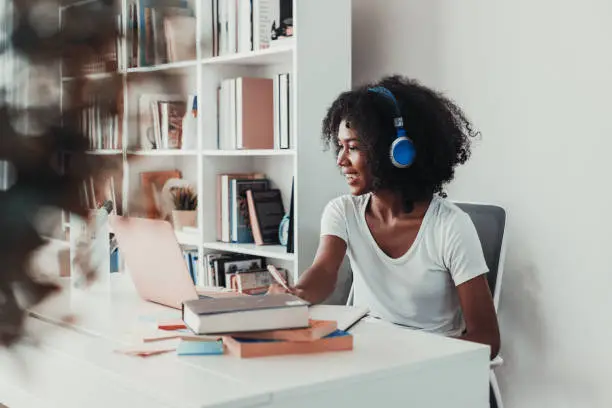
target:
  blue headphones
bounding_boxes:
[367,86,416,168]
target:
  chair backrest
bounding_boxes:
[454,202,507,310]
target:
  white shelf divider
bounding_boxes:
[62,72,117,81]
[127,59,198,73]
[85,149,123,155]
[127,150,200,156]
[200,45,293,66]
[201,149,295,157]
[201,242,294,262]
[175,230,201,246]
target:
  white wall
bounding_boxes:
[352,1,612,407]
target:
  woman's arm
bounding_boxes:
[269,235,347,304]
[293,235,347,304]
[456,275,500,359]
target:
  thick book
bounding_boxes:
[224,319,337,343]
[246,189,285,245]
[182,293,310,334]
[222,330,353,359]
[235,77,274,149]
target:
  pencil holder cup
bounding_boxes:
[172,210,197,230]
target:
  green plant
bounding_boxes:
[171,186,197,211]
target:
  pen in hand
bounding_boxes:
[267,265,291,291]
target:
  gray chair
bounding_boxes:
[455,202,507,408]
[345,201,507,408]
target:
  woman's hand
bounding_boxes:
[266,283,293,295]
[266,283,306,299]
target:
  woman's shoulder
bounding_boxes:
[325,193,369,216]
[429,196,473,227]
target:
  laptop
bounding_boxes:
[109,215,201,309]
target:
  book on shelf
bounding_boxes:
[181,293,309,334]
[71,95,122,150]
[286,177,294,253]
[276,73,291,149]
[233,267,288,295]
[230,178,269,243]
[246,189,285,245]
[182,248,199,285]
[128,0,195,68]
[138,94,191,150]
[163,15,197,62]
[218,74,290,151]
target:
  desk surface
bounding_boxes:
[3,274,490,408]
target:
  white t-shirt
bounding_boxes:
[320,193,488,337]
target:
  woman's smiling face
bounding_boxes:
[336,120,372,195]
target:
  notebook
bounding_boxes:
[308,305,370,332]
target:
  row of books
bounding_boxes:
[202,252,288,294]
[77,101,122,150]
[138,94,194,150]
[61,6,120,75]
[62,0,293,73]
[204,0,293,58]
[218,73,291,150]
[216,173,285,245]
[80,176,122,214]
[183,248,200,284]
[127,0,196,68]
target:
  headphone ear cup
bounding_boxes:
[390,137,416,168]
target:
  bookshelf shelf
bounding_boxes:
[175,230,200,246]
[127,60,198,73]
[201,45,294,67]
[86,149,123,155]
[202,242,295,262]
[59,0,97,11]
[62,72,118,82]
[127,150,199,156]
[201,149,295,157]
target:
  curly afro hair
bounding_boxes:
[322,75,479,212]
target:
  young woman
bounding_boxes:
[270,75,500,358]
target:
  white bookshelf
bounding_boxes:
[59,0,351,285]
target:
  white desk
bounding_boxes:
[2,275,490,408]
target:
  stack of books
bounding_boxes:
[181,294,354,358]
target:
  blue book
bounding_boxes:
[191,253,199,285]
[176,340,224,356]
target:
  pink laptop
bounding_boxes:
[109,216,199,309]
